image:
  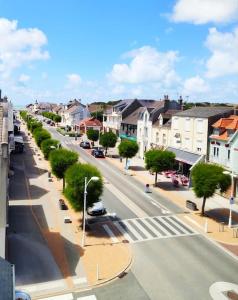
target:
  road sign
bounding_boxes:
[230,197,234,205]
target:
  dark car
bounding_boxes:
[87,202,107,216]
[91,149,105,158]
[80,141,91,149]
[59,199,67,210]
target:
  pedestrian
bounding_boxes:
[145,183,150,193]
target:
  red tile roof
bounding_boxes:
[78,117,102,127]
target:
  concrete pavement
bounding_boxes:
[16,123,132,299]
[104,148,238,256]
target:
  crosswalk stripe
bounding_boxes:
[39,293,73,300]
[123,220,145,240]
[142,218,163,237]
[107,215,198,244]
[102,224,119,243]
[77,295,97,300]
[169,216,195,234]
[135,219,157,238]
[165,216,191,234]
[114,221,134,242]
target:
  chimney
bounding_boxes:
[164,95,170,109]
[178,95,183,107]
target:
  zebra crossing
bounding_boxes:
[102,215,198,243]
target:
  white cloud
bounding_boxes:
[66,73,82,88]
[0,18,49,77]
[18,74,30,83]
[183,75,209,95]
[170,0,238,24]
[205,27,238,78]
[109,46,180,85]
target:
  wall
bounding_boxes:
[171,116,208,155]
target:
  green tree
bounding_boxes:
[91,111,103,122]
[191,163,231,215]
[53,114,61,124]
[144,149,175,185]
[49,149,79,190]
[33,129,51,147]
[99,132,117,155]
[118,140,139,166]
[87,129,99,142]
[41,138,59,159]
[64,163,103,215]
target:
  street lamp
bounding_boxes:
[81,176,99,247]
[223,170,234,228]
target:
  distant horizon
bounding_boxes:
[1,0,238,104]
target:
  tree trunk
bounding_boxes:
[155,172,158,186]
[201,196,206,216]
[105,147,108,155]
[63,177,65,192]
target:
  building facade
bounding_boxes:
[209,115,238,199]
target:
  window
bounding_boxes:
[228,150,230,160]
[184,137,190,149]
[162,133,166,145]
[156,132,159,143]
[217,147,219,157]
[196,140,202,152]
[196,119,204,133]
[173,117,179,129]
[213,147,216,156]
[185,118,190,132]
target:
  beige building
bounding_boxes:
[168,107,233,175]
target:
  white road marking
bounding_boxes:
[102,224,119,243]
[104,216,199,243]
[39,293,73,300]
[16,279,67,294]
[106,183,148,218]
[72,277,88,285]
[209,282,238,300]
[77,295,97,300]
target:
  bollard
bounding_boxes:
[48,171,51,178]
[219,222,225,232]
[96,264,99,281]
[233,228,238,238]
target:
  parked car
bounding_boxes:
[87,201,107,216]
[59,199,67,210]
[91,148,105,158]
[80,141,91,149]
[64,216,72,223]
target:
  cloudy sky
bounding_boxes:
[0,0,238,105]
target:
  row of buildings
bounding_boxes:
[103,97,238,200]
[26,96,238,200]
[0,90,15,299]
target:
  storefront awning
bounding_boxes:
[119,134,137,142]
[166,147,203,166]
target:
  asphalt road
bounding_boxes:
[45,125,238,300]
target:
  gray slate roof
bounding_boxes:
[0,257,14,300]
[174,107,233,118]
[167,147,202,165]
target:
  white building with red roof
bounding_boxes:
[76,117,102,134]
[209,115,238,200]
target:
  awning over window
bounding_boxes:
[166,147,203,166]
[119,134,137,142]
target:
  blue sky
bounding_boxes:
[0,0,238,105]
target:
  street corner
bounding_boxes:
[181,210,238,247]
[77,222,133,287]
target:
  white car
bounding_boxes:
[87,202,107,216]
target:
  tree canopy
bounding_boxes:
[99,132,117,154]
[118,140,139,165]
[33,129,51,147]
[41,138,59,159]
[87,129,99,142]
[64,163,103,213]
[191,163,231,215]
[49,149,79,190]
[144,149,175,185]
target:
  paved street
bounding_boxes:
[44,126,238,300]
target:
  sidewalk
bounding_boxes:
[106,147,238,256]
[20,124,132,298]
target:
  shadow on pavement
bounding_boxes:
[205,208,238,226]
[7,204,84,286]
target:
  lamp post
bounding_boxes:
[81,176,99,247]
[223,170,234,228]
